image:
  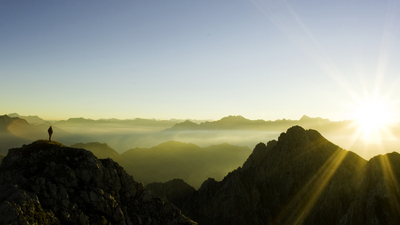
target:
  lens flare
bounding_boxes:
[352,99,392,143]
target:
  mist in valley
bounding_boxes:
[53,115,400,161]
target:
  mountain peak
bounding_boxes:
[277,125,323,147]
[299,115,330,123]
[6,113,48,124]
[170,120,199,130]
[7,113,20,117]
[286,125,306,135]
[0,114,30,127]
[219,115,248,122]
[299,115,312,120]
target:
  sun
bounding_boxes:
[353,99,392,142]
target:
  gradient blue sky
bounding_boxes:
[1,0,400,121]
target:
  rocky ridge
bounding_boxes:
[148,126,400,225]
[0,140,196,225]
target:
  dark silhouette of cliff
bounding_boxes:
[148,126,400,225]
[0,140,196,224]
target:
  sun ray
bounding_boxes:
[377,154,400,214]
[276,148,349,224]
[292,150,349,225]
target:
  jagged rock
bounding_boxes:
[153,126,400,225]
[0,140,197,225]
[242,141,276,170]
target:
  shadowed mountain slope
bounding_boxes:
[68,141,251,189]
[147,179,196,210]
[0,115,32,154]
[0,140,196,225]
[8,113,48,125]
[71,142,120,161]
[120,141,251,189]
[148,126,400,225]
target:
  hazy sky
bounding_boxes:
[1,0,400,121]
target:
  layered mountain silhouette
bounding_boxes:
[148,126,400,225]
[0,115,33,153]
[53,117,181,128]
[5,113,400,159]
[0,140,196,224]
[71,142,121,162]
[120,141,250,188]
[7,113,49,125]
[165,115,335,131]
[65,141,250,189]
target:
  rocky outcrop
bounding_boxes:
[154,126,400,225]
[0,140,196,225]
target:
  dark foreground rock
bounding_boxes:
[149,126,400,225]
[0,140,196,225]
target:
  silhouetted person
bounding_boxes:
[48,126,53,141]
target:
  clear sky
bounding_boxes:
[1,0,400,121]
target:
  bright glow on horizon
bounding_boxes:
[354,100,392,142]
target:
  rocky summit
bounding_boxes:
[0,140,196,225]
[148,126,400,225]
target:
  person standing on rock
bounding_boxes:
[48,126,53,141]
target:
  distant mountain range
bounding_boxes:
[166,115,334,131]
[7,113,49,125]
[5,113,340,131]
